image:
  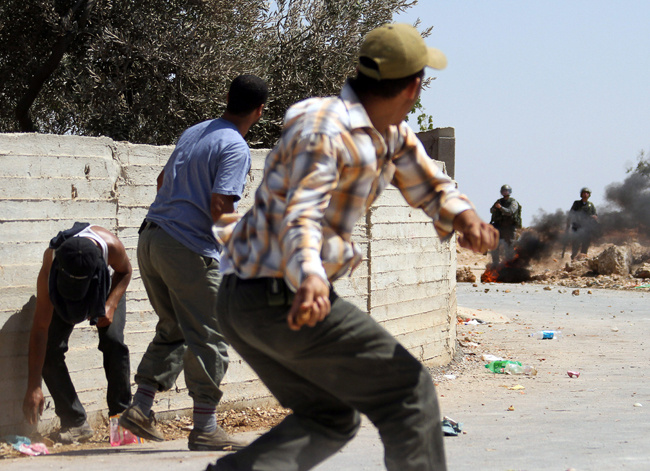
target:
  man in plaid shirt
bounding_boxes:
[210,23,498,471]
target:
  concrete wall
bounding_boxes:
[0,132,457,436]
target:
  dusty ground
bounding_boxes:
[0,406,291,458]
[4,237,648,460]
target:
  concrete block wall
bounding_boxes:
[0,132,457,436]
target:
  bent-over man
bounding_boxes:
[23,222,132,443]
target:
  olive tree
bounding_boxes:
[0,0,426,146]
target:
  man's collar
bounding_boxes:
[340,81,374,130]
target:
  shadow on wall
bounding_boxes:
[0,296,48,436]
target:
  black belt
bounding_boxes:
[223,274,295,306]
[138,219,160,234]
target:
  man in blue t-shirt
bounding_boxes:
[119,75,268,451]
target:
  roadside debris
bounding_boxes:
[460,318,486,325]
[485,360,537,375]
[456,266,476,283]
[567,371,580,378]
[530,330,562,340]
[110,416,145,446]
[2,435,49,456]
[441,416,463,436]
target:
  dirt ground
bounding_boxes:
[4,236,649,460]
[0,406,292,458]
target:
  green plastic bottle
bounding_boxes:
[485,360,522,374]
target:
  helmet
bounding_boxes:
[500,184,512,194]
[580,187,591,195]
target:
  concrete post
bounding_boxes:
[416,127,455,179]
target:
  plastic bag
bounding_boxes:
[109,416,144,446]
[3,435,49,456]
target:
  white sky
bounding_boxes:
[397,0,650,226]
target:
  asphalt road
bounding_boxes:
[2,283,648,471]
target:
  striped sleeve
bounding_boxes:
[280,133,340,290]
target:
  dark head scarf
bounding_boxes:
[48,223,110,325]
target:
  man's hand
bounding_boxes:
[96,305,115,328]
[495,203,502,210]
[287,275,331,330]
[454,210,499,254]
[23,386,44,425]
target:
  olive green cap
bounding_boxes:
[358,23,447,80]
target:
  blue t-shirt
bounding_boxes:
[146,118,251,259]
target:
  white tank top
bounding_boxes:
[74,226,114,279]
[74,226,109,262]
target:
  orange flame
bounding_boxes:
[481,252,523,283]
[481,267,499,283]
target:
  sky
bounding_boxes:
[396,0,650,227]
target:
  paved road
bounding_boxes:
[3,283,648,470]
[442,283,650,471]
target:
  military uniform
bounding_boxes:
[489,197,520,264]
[568,199,597,259]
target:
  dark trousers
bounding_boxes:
[214,274,446,471]
[42,295,131,428]
[491,225,516,264]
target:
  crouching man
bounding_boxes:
[23,222,132,443]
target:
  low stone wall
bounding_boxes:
[0,132,457,436]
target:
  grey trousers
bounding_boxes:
[135,223,229,406]
[213,274,447,471]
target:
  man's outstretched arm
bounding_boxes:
[23,249,55,424]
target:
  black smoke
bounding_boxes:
[484,231,556,283]
[528,166,650,250]
[600,172,650,241]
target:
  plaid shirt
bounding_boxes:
[216,82,473,291]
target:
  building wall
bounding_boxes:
[0,132,457,436]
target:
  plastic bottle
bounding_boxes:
[504,362,538,376]
[531,330,562,340]
[485,360,521,374]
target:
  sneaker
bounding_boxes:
[188,425,248,451]
[118,404,164,442]
[57,421,94,444]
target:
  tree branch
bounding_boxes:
[15,0,95,132]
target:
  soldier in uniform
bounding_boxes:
[489,184,521,264]
[567,187,598,260]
